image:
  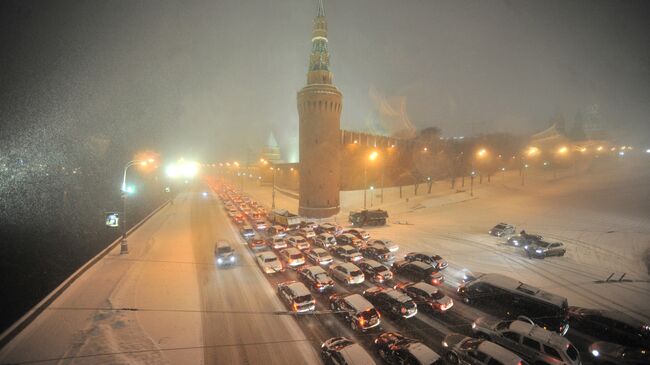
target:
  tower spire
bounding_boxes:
[307,0,332,84]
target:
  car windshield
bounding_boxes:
[375,266,389,273]
[361,309,378,321]
[345,248,359,254]
[566,344,579,361]
[350,270,362,277]
[314,273,329,281]
[295,294,313,304]
[494,224,506,229]
[290,254,303,260]
[536,241,550,248]
[264,257,277,263]
[317,252,329,258]
[217,246,233,254]
[429,291,444,300]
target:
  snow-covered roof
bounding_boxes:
[344,294,374,312]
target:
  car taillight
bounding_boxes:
[358,317,365,327]
[432,278,440,285]
[400,307,406,314]
[292,303,298,312]
[375,274,383,281]
[315,283,322,288]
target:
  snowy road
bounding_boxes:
[0,189,319,365]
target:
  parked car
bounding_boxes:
[286,235,310,250]
[332,245,363,263]
[269,235,288,250]
[489,223,516,237]
[329,293,381,331]
[321,337,377,365]
[279,248,306,268]
[329,263,365,285]
[360,244,396,266]
[277,281,316,313]
[298,265,335,293]
[395,281,453,313]
[254,219,267,231]
[267,225,287,237]
[589,342,649,365]
[404,252,448,270]
[567,306,650,347]
[256,251,283,274]
[316,222,341,235]
[214,242,236,267]
[371,239,399,253]
[472,317,581,365]
[240,225,255,238]
[336,233,364,248]
[442,334,525,365]
[299,227,316,240]
[248,238,267,251]
[374,331,442,365]
[393,260,444,286]
[343,228,371,241]
[523,240,566,258]
[506,234,543,247]
[314,233,337,249]
[357,259,393,283]
[304,248,334,266]
[301,220,319,230]
[363,286,417,319]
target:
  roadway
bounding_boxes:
[0,187,319,365]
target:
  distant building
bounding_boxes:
[297,0,342,218]
[261,132,282,163]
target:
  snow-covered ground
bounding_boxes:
[243,159,650,322]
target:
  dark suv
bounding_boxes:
[360,244,396,266]
[393,260,444,286]
[374,332,442,365]
[396,282,453,313]
[489,223,516,237]
[523,240,566,258]
[404,252,448,270]
[321,337,376,365]
[567,306,650,347]
[363,287,417,319]
[329,293,381,331]
[358,259,393,283]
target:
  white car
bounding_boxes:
[372,239,399,253]
[254,220,267,231]
[330,263,365,285]
[256,251,284,274]
[280,248,306,268]
[270,235,287,250]
[286,235,310,250]
[299,227,316,239]
[304,248,334,266]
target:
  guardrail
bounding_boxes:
[0,199,171,349]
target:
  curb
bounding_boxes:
[0,199,171,350]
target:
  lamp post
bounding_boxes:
[120,158,154,254]
[271,166,276,209]
[470,171,475,197]
[364,151,379,209]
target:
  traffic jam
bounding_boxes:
[211,184,649,365]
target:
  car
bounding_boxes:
[240,225,255,238]
[442,334,525,365]
[304,248,334,265]
[298,265,335,292]
[316,222,342,235]
[332,245,363,263]
[286,235,310,250]
[314,233,337,249]
[248,238,267,250]
[298,227,316,240]
[567,306,650,347]
[489,223,516,237]
[393,260,444,286]
[505,233,542,247]
[395,281,453,313]
[329,293,381,331]
[336,233,364,248]
[523,240,566,258]
[358,259,393,283]
[404,252,448,270]
[321,337,377,365]
[269,235,288,250]
[214,242,236,267]
[472,317,581,365]
[256,251,284,274]
[267,225,287,237]
[589,342,649,365]
[343,228,371,241]
[279,248,306,268]
[301,220,319,230]
[371,239,399,253]
[360,244,396,266]
[228,210,239,218]
[329,262,365,285]
[277,281,316,313]
[374,331,442,365]
[363,286,417,319]
[458,273,569,335]
[254,219,267,231]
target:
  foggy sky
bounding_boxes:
[1,0,649,163]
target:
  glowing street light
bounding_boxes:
[364,151,380,209]
[477,149,487,158]
[526,147,540,157]
[369,151,379,161]
[596,146,604,152]
[557,146,568,155]
[120,157,157,254]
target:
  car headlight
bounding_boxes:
[524,245,529,249]
[535,249,543,253]
[230,256,235,262]
[591,349,599,357]
[442,341,448,348]
[471,322,476,329]
[217,258,223,264]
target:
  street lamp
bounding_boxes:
[364,151,379,209]
[120,158,155,254]
[270,166,277,209]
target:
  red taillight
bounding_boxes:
[292,303,298,312]
[400,307,407,314]
[358,317,365,327]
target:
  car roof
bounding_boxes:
[337,262,360,271]
[319,233,334,237]
[362,259,383,268]
[285,281,311,297]
[340,245,355,250]
[344,294,374,312]
[339,343,375,364]
[410,261,432,269]
[259,251,277,259]
[342,233,357,238]
[477,341,522,365]
[312,248,328,254]
[383,288,412,303]
[283,247,301,254]
[410,282,439,295]
[474,273,567,307]
[305,265,326,274]
[509,321,570,347]
[406,342,440,364]
[596,309,645,328]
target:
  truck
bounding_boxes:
[269,209,302,228]
[349,209,388,227]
